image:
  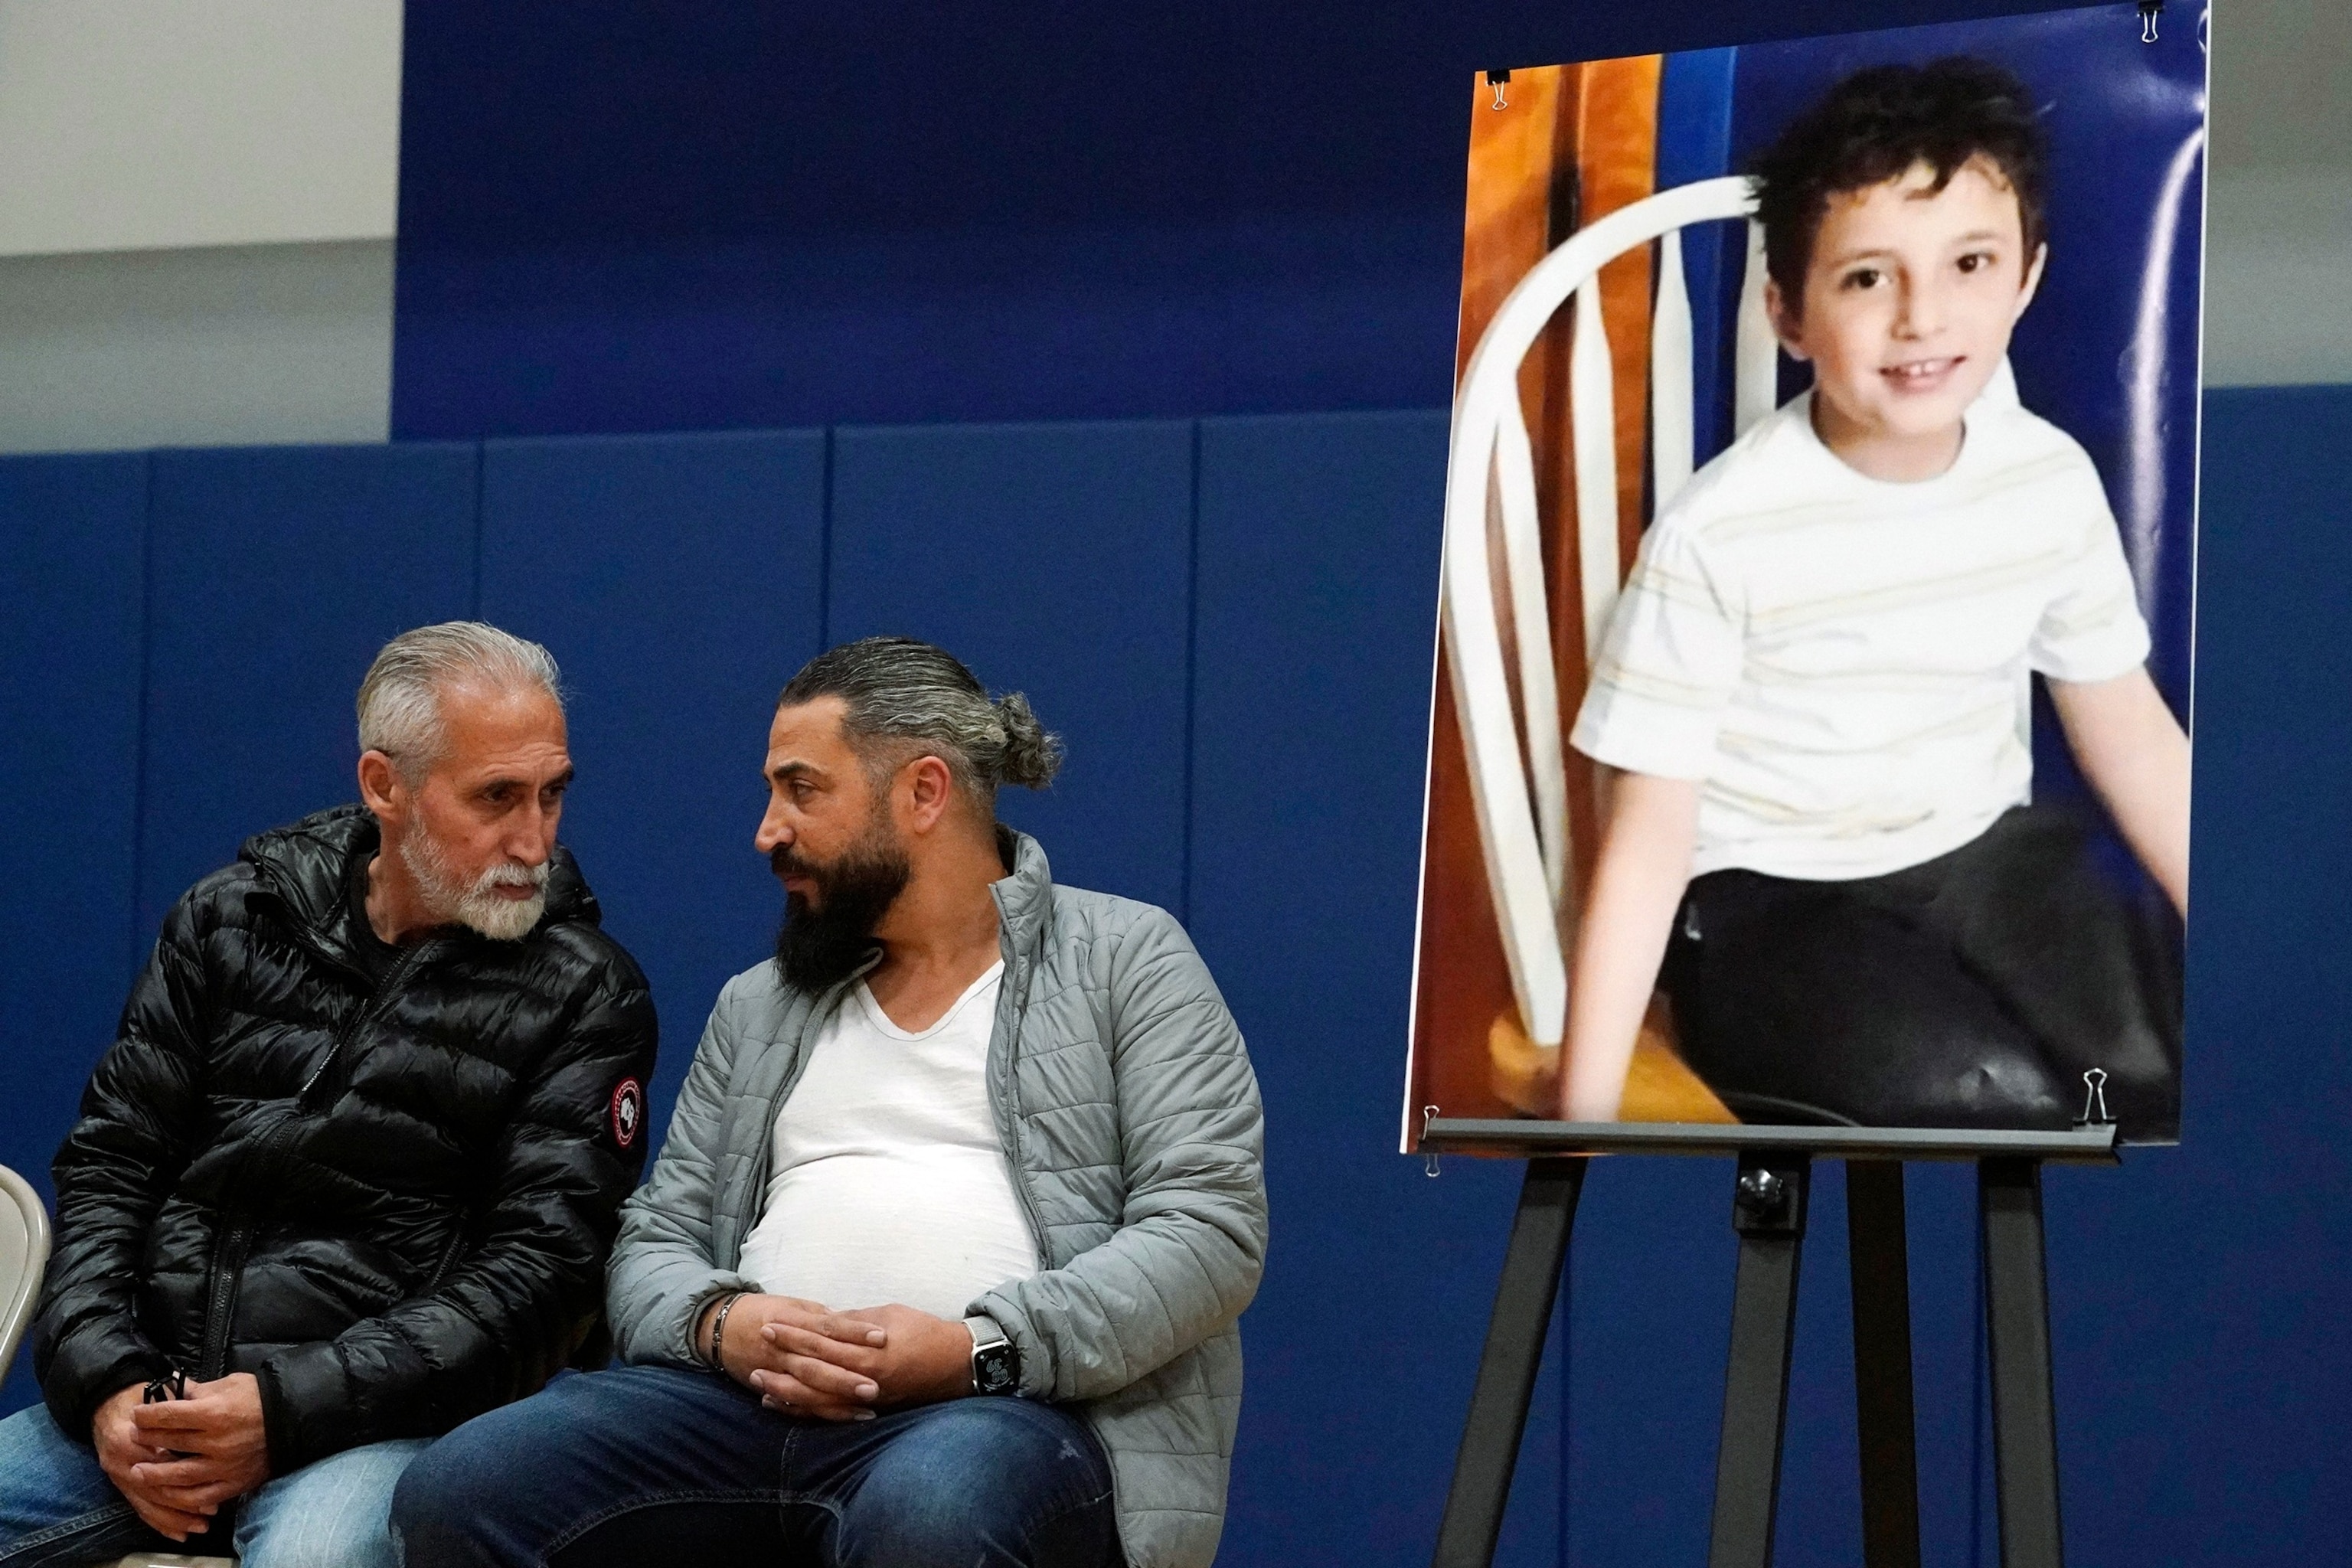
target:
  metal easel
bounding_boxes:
[1419,1121,2119,1568]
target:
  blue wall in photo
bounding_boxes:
[2,384,2347,1565]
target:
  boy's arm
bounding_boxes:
[1559,769,1701,1121]
[2048,668,2190,916]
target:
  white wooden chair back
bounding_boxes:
[0,1164,50,1382]
[1440,175,1774,1050]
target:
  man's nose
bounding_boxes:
[507,798,556,864]
[755,802,792,854]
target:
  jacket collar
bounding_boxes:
[988,825,1054,970]
[238,803,599,962]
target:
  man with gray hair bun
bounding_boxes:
[5,621,658,1568]
[397,636,1269,1568]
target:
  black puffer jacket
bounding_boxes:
[31,805,658,1473]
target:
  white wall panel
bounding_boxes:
[0,0,400,257]
[0,239,391,452]
[2205,168,2352,387]
[2204,0,2352,385]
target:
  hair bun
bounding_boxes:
[993,691,1064,789]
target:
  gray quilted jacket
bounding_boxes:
[606,830,1268,1568]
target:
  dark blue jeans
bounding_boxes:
[390,1364,1120,1568]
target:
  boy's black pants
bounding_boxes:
[1661,805,2182,1141]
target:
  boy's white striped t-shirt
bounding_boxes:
[1571,390,2150,882]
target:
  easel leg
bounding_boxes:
[1980,1157,2064,1568]
[1846,1160,1922,1568]
[1709,1154,1811,1568]
[1431,1156,1587,1568]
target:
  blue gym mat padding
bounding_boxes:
[136,445,480,943]
[1189,410,1568,1566]
[2,390,2349,1566]
[0,458,148,1170]
[826,420,1194,918]
[0,453,148,1411]
[479,426,828,1155]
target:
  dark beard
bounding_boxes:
[771,831,911,995]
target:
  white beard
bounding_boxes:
[398,826,550,942]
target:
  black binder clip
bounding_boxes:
[2073,1067,2114,1128]
[1485,68,1511,111]
[2138,0,2163,43]
[1422,1104,1442,1177]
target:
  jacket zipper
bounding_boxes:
[194,1220,257,1380]
[422,1221,466,1295]
[298,944,430,1110]
[989,936,1054,1269]
[731,960,877,1251]
[194,942,433,1380]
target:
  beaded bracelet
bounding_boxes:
[707,1290,748,1371]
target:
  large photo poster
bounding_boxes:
[1406,4,2206,1146]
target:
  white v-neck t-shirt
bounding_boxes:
[734,961,1040,1320]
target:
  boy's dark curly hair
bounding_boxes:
[1749,56,2049,312]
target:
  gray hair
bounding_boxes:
[357,621,564,779]
[779,636,1062,812]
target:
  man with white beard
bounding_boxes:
[5,622,658,1568]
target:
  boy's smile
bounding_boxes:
[1768,155,2043,482]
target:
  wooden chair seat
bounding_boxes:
[1488,999,1736,1124]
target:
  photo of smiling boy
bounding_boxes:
[1560,57,2190,1137]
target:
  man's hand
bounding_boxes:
[123,1373,270,1527]
[698,1293,890,1421]
[694,1294,979,1419]
[92,1382,218,1542]
[830,1304,978,1410]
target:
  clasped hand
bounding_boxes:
[704,1295,975,1420]
[93,1373,270,1540]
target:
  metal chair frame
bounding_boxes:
[0,1165,50,1383]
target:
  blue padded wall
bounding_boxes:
[479,429,828,1150]
[0,454,148,1416]
[136,445,479,942]
[827,421,1194,914]
[1190,410,1564,1567]
[2,387,2348,1563]
[2031,386,2352,1566]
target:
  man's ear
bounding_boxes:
[358,750,407,820]
[1764,276,1811,362]
[2013,243,2048,322]
[899,754,957,835]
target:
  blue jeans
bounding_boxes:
[391,1364,1119,1568]
[0,1402,424,1567]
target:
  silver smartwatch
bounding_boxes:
[966,1315,1020,1396]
